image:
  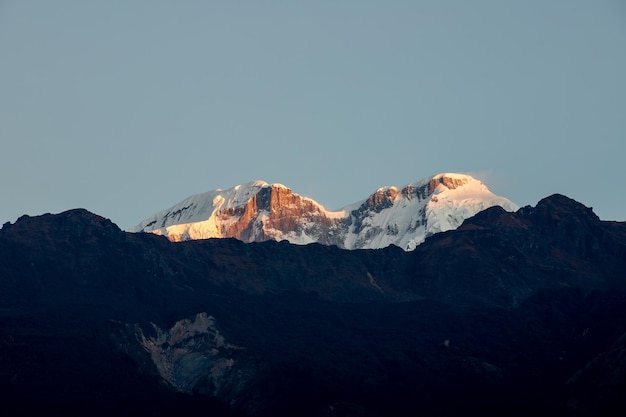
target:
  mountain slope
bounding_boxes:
[131,173,518,250]
[1,196,626,416]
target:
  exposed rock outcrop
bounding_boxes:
[133,313,251,397]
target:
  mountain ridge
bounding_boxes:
[131,173,518,250]
[1,195,626,416]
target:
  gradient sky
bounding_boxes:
[1,1,625,229]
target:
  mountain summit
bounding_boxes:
[131,173,518,250]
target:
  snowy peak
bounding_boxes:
[361,173,475,211]
[131,173,519,250]
[428,173,471,192]
[341,173,517,250]
[131,180,332,243]
[133,181,289,231]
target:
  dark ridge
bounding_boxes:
[1,196,625,416]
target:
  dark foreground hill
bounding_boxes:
[1,194,625,416]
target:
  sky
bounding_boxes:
[1,0,625,230]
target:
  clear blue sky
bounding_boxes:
[1,0,625,229]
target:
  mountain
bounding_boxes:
[130,173,518,250]
[2,195,626,416]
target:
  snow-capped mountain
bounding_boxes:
[130,173,519,251]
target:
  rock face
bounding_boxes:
[132,313,252,398]
[131,173,518,250]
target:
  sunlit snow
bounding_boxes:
[130,173,518,251]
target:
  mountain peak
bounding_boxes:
[535,193,599,219]
[429,172,471,191]
[131,173,518,250]
[233,180,268,190]
[513,194,601,228]
[2,209,122,246]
